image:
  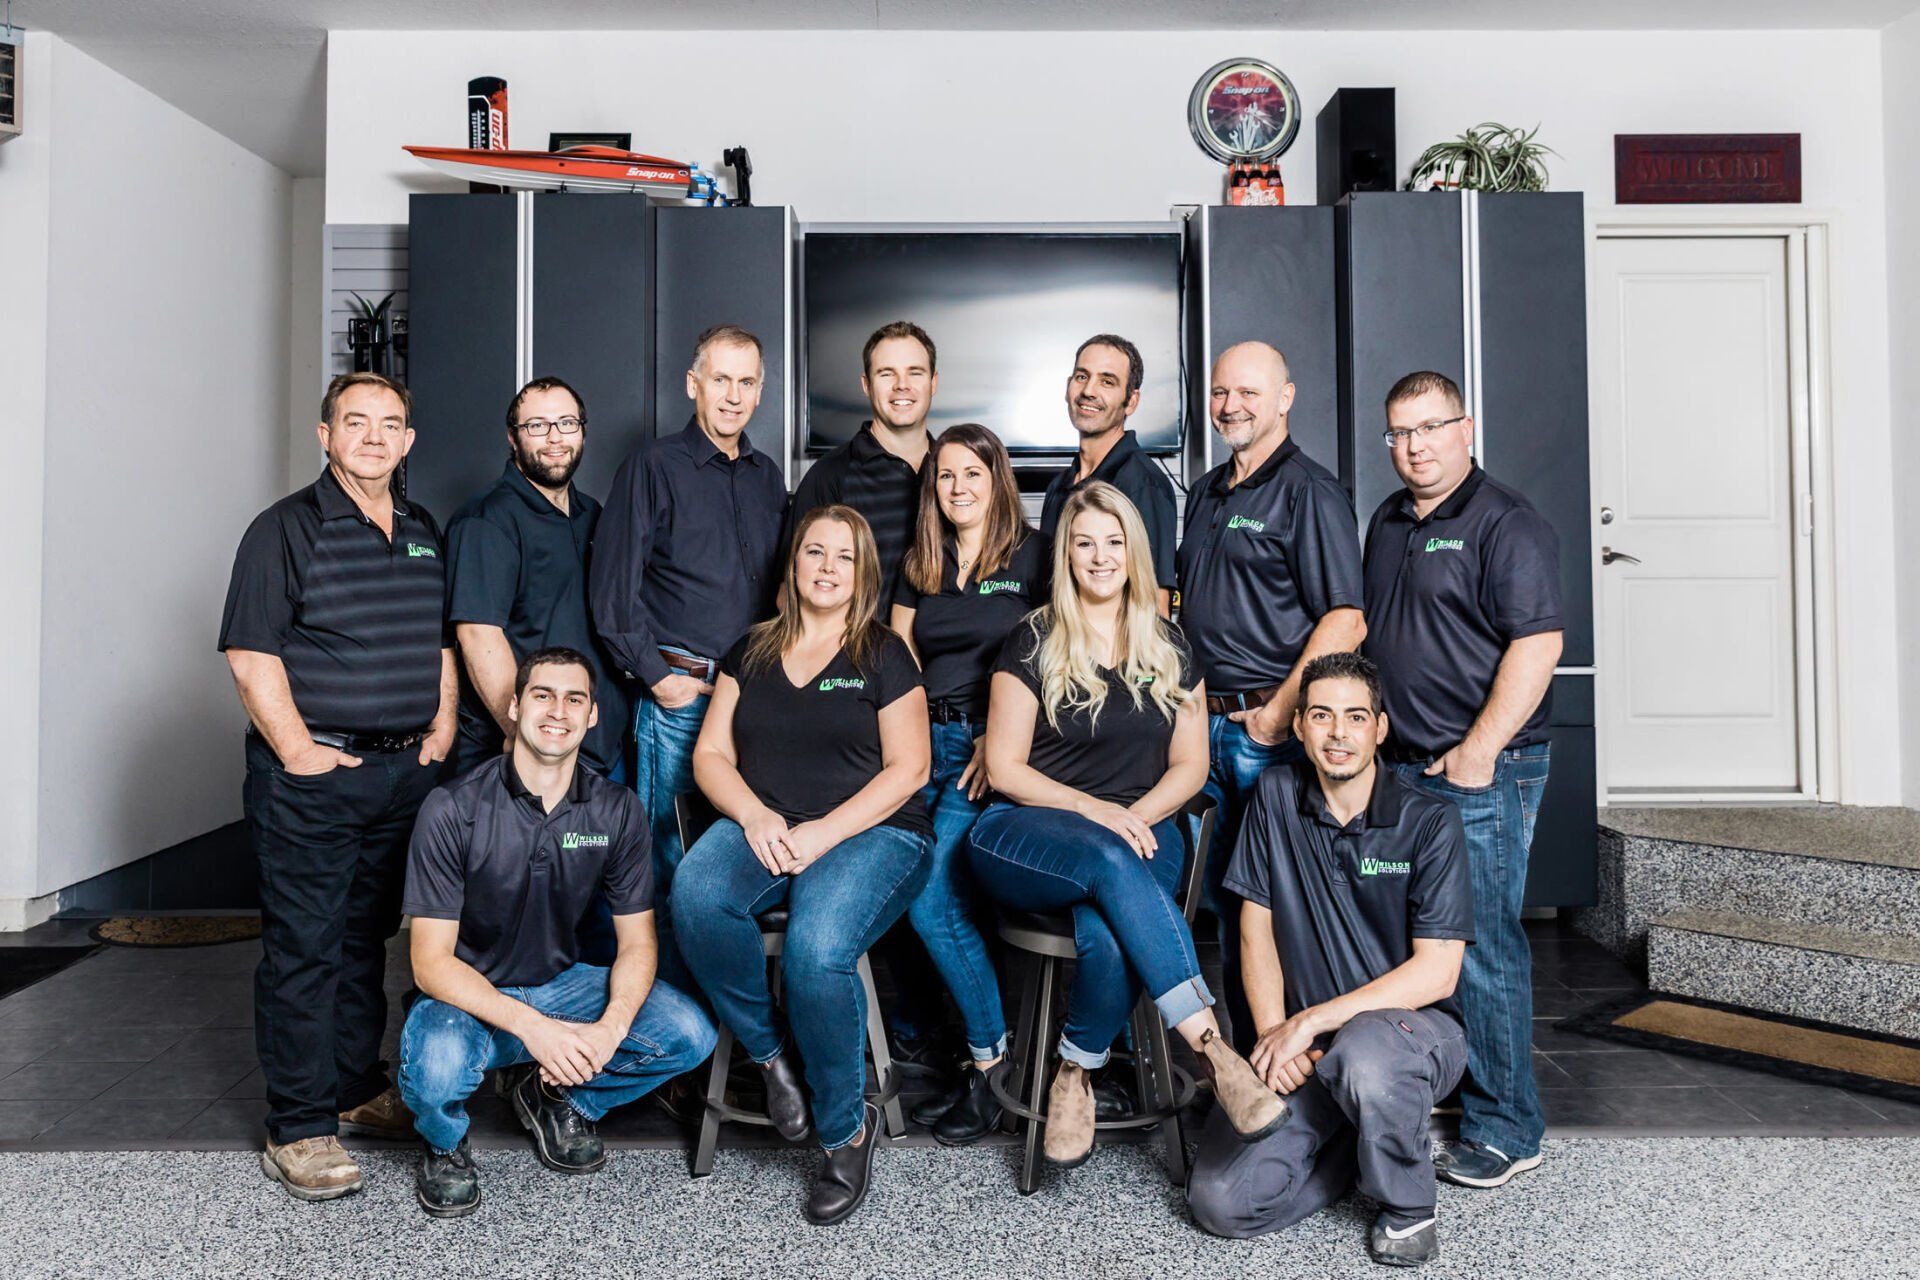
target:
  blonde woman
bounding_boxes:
[967,482,1284,1169]
[672,505,933,1225]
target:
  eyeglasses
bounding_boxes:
[1381,416,1465,449]
[516,417,584,437]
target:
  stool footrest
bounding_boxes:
[985,1059,1196,1131]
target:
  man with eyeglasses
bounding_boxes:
[445,376,629,782]
[1178,341,1367,1053]
[220,371,459,1200]
[591,325,787,897]
[1361,370,1563,1193]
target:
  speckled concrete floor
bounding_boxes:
[0,1137,1913,1279]
[1602,806,1920,869]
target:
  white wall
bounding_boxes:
[325,26,1902,805]
[1885,11,1920,807]
[288,176,327,491]
[25,36,293,899]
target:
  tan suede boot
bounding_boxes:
[339,1086,415,1140]
[261,1135,364,1201]
[1042,1061,1096,1167]
[1198,1027,1287,1142]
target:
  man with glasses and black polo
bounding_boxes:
[446,377,629,783]
[219,371,458,1201]
[1361,370,1563,1193]
[591,325,788,895]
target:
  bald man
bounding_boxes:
[1177,342,1366,1052]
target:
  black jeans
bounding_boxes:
[244,733,441,1143]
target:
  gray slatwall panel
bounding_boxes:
[325,224,409,379]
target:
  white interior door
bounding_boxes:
[1592,235,1811,797]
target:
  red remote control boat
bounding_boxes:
[402,144,727,202]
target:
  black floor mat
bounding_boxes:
[0,945,100,999]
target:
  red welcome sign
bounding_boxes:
[1615,134,1801,204]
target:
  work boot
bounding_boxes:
[260,1135,363,1202]
[338,1085,415,1140]
[1196,1027,1286,1142]
[415,1139,481,1218]
[1042,1061,1095,1167]
[805,1102,881,1226]
[1368,1214,1439,1266]
[512,1072,608,1174]
[932,1061,1004,1146]
[760,1051,813,1143]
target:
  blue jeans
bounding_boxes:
[1202,715,1302,1051]
[1395,741,1550,1158]
[967,804,1212,1069]
[902,719,1005,1064]
[397,964,716,1153]
[632,685,712,895]
[671,819,932,1148]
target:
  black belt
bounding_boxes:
[1206,685,1282,716]
[1379,744,1436,766]
[263,726,430,754]
[928,700,975,725]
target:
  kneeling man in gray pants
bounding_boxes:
[1187,652,1472,1267]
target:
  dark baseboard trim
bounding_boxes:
[54,820,255,917]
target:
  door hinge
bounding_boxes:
[1800,493,1814,537]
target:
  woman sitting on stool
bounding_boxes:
[672,505,934,1225]
[967,481,1285,1168]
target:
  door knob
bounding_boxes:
[1601,546,1641,566]
[1599,506,1615,525]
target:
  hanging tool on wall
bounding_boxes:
[723,146,753,207]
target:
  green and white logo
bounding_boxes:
[1423,538,1465,553]
[560,832,609,851]
[1359,857,1411,877]
[406,543,438,558]
[976,580,1023,596]
[1227,515,1267,533]
[818,677,866,693]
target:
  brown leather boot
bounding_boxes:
[339,1086,415,1140]
[1042,1061,1095,1167]
[261,1135,364,1201]
[1197,1027,1287,1142]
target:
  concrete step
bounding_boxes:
[1647,908,1920,1042]
[1578,819,1920,965]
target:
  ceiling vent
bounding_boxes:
[0,34,19,143]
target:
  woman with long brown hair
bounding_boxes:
[672,505,933,1225]
[889,423,1050,1144]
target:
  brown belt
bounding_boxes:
[1205,684,1282,716]
[660,648,718,681]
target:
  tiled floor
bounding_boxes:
[0,916,1913,1150]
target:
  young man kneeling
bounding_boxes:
[398,647,716,1217]
[1186,653,1472,1267]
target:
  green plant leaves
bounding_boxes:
[1405,122,1554,193]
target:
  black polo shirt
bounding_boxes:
[895,531,1052,720]
[218,467,450,734]
[1177,437,1364,695]
[1225,761,1472,1022]
[1362,466,1563,757]
[591,419,788,690]
[788,423,926,608]
[722,629,933,837]
[446,461,629,774]
[1039,430,1178,590]
[994,612,1195,806]
[404,755,653,988]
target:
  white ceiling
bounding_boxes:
[15,0,1920,176]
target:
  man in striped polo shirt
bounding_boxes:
[220,372,459,1202]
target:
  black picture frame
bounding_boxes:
[548,131,632,152]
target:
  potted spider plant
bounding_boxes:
[1406,122,1554,192]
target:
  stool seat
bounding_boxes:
[995,908,1079,960]
[755,908,791,932]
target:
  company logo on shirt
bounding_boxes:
[818,677,866,692]
[976,580,1024,596]
[1359,857,1411,877]
[1227,515,1267,533]
[1423,538,1465,553]
[560,832,609,851]
[406,543,438,558]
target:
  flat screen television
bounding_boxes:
[801,227,1185,457]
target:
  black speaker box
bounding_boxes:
[1316,88,1396,204]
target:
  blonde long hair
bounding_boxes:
[1030,481,1192,731]
[741,505,887,676]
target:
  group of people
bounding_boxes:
[220,318,1562,1266]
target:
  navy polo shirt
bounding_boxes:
[591,419,789,690]
[404,755,653,989]
[1362,466,1563,758]
[1177,437,1364,695]
[218,467,450,734]
[895,531,1052,720]
[1224,761,1473,1022]
[788,423,927,609]
[446,461,629,774]
[1039,430,1178,590]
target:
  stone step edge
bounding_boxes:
[1651,908,1920,968]
[1599,825,1920,874]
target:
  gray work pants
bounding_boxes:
[1186,1007,1467,1237]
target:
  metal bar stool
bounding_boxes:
[675,795,907,1178]
[987,795,1217,1194]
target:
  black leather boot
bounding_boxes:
[932,1062,1004,1146]
[512,1073,608,1174]
[760,1051,813,1142]
[415,1139,481,1218]
[805,1102,880,1226]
